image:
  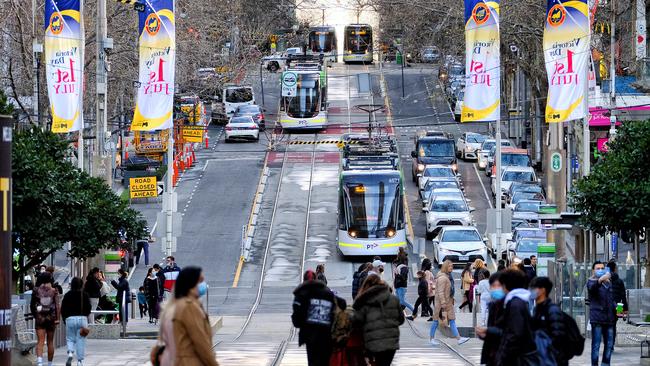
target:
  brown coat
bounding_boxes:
[173,297,219,366]
[424,270,435,297]
[461,270,474,291]
[433,272,455,321]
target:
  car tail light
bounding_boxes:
[257,114,264,120]
[225,126,232,131]
[248,125,257,130]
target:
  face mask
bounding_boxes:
[529,289,539,301]
[197,281,208,297]
[595,269,606,277]
[490,288,505,301]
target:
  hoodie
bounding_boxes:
[495,288,536,365]
[291,280,345,346]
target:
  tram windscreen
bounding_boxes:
[309,31,334,53]
[342,174,404,238]
[286,74,320,118]
[345,27,372,54]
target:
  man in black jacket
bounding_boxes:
[530,276,568,366]
[292,270,346,366]
[607,261,628,349]
[475,272,505,366]
[495,268,536,365]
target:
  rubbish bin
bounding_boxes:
[396,52,403,65]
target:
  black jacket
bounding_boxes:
[587,277,616,325]
[352,270,363,299]
[352,283,404,353]
[495,292,536,365]
[143,276,161,301]
[291,280,345,346]
[532,299,568,365]
[523,265,536,283]
[394,265,408,289]
[480,299,505,366]
[84,275,102,298]
[111,276,131,305]
[417,277,428,297]
[61,290,92,322]
[610,272,628,312]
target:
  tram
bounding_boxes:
[338,136,407,256]
[343,24,373,63]
[278,56,328,129]
[307,26,337,64]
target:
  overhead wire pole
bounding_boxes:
[0,115,13,366]
[95,0,111,183]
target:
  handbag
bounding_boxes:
[150,343,166,366]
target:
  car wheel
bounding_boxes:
[456,150,461,158]
[462,150,466,160]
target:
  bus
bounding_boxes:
[338,136,407,256]
[279,57,328,129]
[343,24,373,63]
[307,26,337,64]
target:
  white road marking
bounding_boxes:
[202,160,210,172]
[473,162,493,209]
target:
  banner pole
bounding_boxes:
[78,0,85,171]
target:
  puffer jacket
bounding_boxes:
[291,280,345,346]
[587,277,616,325]
[352,283,404,353]
[433,271,455,321]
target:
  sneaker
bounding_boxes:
[77,361,84,366]
[458,337,470,345]
[406,315,415,321]
[66,352,74,366]
[430,339,440,346]
[427,317,434,322]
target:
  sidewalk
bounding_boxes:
[52,339,154,366]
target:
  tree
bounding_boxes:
[0,89,14,116]
[12,129,147,280]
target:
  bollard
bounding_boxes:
[121,294,127,337]
[131,293,136,319]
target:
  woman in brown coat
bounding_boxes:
[429,260,469,346]
[172,266,219,366]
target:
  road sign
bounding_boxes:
[181,126,204,143]
[281,72,298,97]
[550,152,562,173]
[157,181,164,196]
[129,176,157,198]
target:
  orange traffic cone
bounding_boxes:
[205,133,209,149]
[191,145,196,166]
[124,141,129,159]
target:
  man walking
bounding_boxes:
[588,261,616,366]
[607,261,628,348]
[162,256,181,293]
[530,276,568,366]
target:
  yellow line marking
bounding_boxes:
[232,256,245,288]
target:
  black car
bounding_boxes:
[410,135,457,181]
[234,105,265,130]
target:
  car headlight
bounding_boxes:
[417,164,425,172]
[348,229,357,238]
[452,163,458,172]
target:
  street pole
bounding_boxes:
[77,1,85,172]
[609,0,617,137]
[0,115,13,365]
[95,0,111,184]
[495,119,503,262]
[259,62,265,107]
[546,122,567,259]
[400,50,405,98]
[32,0,42,127]
[166,129,174,257]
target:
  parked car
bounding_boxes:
[234,104,266,130]
[433,226,487,265]
[420,46,440,63]
[456,132,487,160]
[225,116,260,142]
[491,166,538,201]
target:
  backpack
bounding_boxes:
[523,330,558,366]
[330,297,352,348]
[558,309,585,358]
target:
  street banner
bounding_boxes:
[131,0,175,131]
[44,0,84,133]
[461,0,500,122]
[544,0,590,123]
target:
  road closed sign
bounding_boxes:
[281,72,298,97]
[130,176,158,199]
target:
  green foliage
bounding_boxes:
[12,129,147,278]
[571,121,650,235]
[0,90,15,116]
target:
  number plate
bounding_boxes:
[459,255,469,261]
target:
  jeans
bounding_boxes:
[413,295,433,317]
[65,316,87,361]
[591,323,614,366]
[306,342,331,366]
[395,287,414,312]
[88,298,99,323]
[430,319,460,338]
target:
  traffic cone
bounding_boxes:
[191,145,196,166]
[205,133,209,149]
[179,152,185,172]
[124,141,129,159]
[185,146,191,168]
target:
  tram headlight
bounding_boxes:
[451,163,458,172]
[386,228,396,238]
[348,229,358,238]
[417,164,425,172]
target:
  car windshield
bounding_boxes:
[418,140,455,157]
[431,191,463,200]
[514,185,543,195]
[511,220,530,230]
[431,199,468,212]
[442,229,481,242]
[230,117,252,124]
[515,201,541,212]
[503,171,535,182]
[466,135,486,144]
[424,167,454,178]
[225,88,253,103]
[518,239,543,253]
[512,192,544,203]
[309,31,335,52]
[481,141,496,151]
[286,74,320,118]
[502,153,531,166]
[425,180,459,191]
[236,106,259,114]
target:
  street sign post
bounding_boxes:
[537,242,556,276]
[0,116,12,365]
[281,71,298,97]
[551,152,562,173]
[129,176,158,199]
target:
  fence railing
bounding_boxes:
[12,297,66,349]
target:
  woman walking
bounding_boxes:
[30,272,60,366]
[352,274,404,366]
[111,269,131,324]
[315,264,328,285]
[61,277,92,366]
[458,263,474,312]
[430,260,470,346]
[144,267,161,324]
[172,266,219,365]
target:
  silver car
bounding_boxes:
[424,195,474,240]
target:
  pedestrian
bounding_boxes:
[393,247,408,266]
[291,270,346,365]
[61,277,91,366]
[144,267,162,324]
[475,272,506,366]
[45,266,64,295]
[352,274,404,366]
[30,272,60,366]
[111,268,131,324]
[171,266,219,366]
[162,256,182,293]
[135,239,150,266]
[530,255,538,272]
[607,260,628,349]
[475,269,491,326]
[494,268,536,365]
[430,260,470,346]
[97,271,116,324]
[315,263,328,285]
[458,262,474,312]
[352,263,370,299]
[153,263,166,300]
[154,297,177,366]
[407,271,433,321]
[530,276,568,366]
[588,261,616,366]
[137,286,148,319]
[393,258,415,316]
[523,258,536,284]
[370,257,385,279]
[83,268,101,323]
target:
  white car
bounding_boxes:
[491,166,538,201]
[419,179,463,203]
[225,116,259,142]
[485,219,531,258]
[423,195,474,240]
[478,139,513,169]
[422,187,465,206]
[417,165,457,191]
[456,132,487,160]
[262,47,303,72]
[433,226,487,265]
